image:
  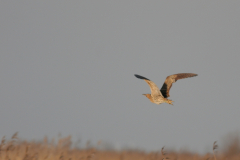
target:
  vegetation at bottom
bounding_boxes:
[0,132,239,160]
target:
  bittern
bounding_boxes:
[134,73,197,105]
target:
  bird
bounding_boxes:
[134,73,197,105]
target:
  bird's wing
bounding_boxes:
[135,74,163,97]
[160,73,198,98]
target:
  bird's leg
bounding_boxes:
[166,99,174,105]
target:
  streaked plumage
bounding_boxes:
[134,73,197,105]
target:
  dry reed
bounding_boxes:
[0,133,239,160]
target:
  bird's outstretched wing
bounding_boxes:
[134,74,163,97]
[160,73,198,98]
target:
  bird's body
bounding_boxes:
[134,73,197,105]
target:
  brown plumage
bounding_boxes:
[134,73,197,105]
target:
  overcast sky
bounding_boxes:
[1,1,240,153]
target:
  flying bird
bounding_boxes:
[134,73,197,105]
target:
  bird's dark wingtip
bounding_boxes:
[134,74,150,80]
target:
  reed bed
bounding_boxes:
[0,133,239,160]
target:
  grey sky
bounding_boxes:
[1,1,240,153]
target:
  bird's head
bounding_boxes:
[142,94,155,103]
[142,94,151,99]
